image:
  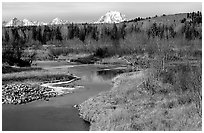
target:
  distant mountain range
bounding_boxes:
[3,11,127,27]
[3,17,69,27]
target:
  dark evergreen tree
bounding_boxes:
[3,29,10,42]
[55,26,62,41]
[181,18,186,23]
[187,13,190,18]
[111,23,119,40]
[42,26,52,44]
[169,25,176,38]
[111,23,120,49]
[68,23,74,39]
[36,26,43,43]
[79,27,86,42]
[74,25,80,38]
[11,28,20,41]
[91,26,98,41]
[150,23,158,38]
[120,23,126,39]
[32,26,37,41]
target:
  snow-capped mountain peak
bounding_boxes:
[4,18,44,27]
[33,21,48,26]
[50,18,61,25]
[50,18,69,25]
[3,17,69,27]
[22,19,35,26]
[95,11,126,23]
[5,17,22,27]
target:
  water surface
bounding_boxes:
[2,63,123,131]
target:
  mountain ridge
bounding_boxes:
[3,17,69,27]
[95,11,126,23]
[3,11,127,27]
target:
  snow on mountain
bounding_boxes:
[95,11,126,23]
[3,18,49,27]
[2,21,7,26]
[4,18,47,27]
[3,12,126,27]
[5,18,23,27]
[49,18,69,25]
[22,19,35,26]
[33,21,48,26]
[3,17,69,27]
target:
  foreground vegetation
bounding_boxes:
[78,64,202,130]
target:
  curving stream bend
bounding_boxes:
[2,63,123,131]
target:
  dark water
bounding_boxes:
[97,68,126,80]
[2,64,123,131]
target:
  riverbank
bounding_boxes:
[40,75,81,95]
[2,61,83,105]
[2,75,81,105]
[2,61,115,131]
[78,69,202,131]
[2,83,57,104]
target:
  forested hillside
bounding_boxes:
[2,11,202,66]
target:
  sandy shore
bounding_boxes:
[42,64,90,70]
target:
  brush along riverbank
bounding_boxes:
[78,69,202,131]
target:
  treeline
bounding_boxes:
[2,23,132,44]
[2,11,202,66]
[187,11,202,24]
[147,22,202,40]
[2,20,201,45]
[127,17,145,22]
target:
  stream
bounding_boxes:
[2,63,126,131]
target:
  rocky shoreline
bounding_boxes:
[2,83,57,104]
[2,75,81,105]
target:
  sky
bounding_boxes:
[2,2,202,23]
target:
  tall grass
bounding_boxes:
[2,68,73,85]
[149,58,202,115]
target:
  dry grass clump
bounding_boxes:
[79,67,202,131]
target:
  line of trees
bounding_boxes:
[3,14,202,46]
[2,11,202,66]
[187,11,202,24]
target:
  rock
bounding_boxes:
[45,98,49,101]
[74,104,79,108]
[17,99,21,104]
[2,83,61,105]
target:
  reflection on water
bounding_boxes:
[2,64,126,131]
[77,68,125,83]
[96,69,125,80]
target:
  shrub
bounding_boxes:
[48,47,73,59]
[94,47,108,58]
[94,47,117,58]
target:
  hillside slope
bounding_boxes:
[78,69,202,131]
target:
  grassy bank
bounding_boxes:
[78,67,202,131]
[2,69,73,85]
